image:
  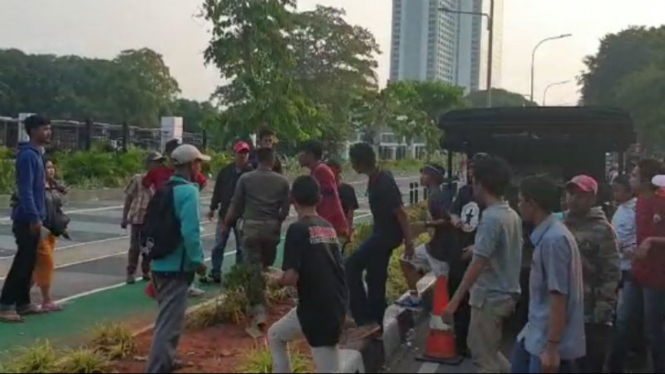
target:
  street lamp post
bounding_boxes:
[440,0,494,108]
[530,34,572,102]
[542,80,570,106]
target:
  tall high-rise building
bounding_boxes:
[389,0,503,93]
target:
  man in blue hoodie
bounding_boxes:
[0,115,51,323]
[146,144,208,373]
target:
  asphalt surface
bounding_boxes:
[0,176,419,303]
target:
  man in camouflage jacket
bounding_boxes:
[563,175,620,373]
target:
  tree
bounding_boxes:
[107,48,181,126]
[0,48,182,127]
[203,0,322,141]
[353,81,465,157]
[615,62,665,154]
[465,88,536,108]
[171,99,217,132]
[289,6,381,147]
[579,26,665,106]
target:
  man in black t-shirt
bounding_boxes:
[327,159,360,242]
[346,142,415,340]
[398,164,458,309]
[447,152,490,357]
[267,176,348,373]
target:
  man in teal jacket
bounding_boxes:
[147,144,209,373]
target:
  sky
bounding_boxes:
[0,0,663,107]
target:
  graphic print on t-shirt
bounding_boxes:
[309,225,339,245]
[461,201,480,233]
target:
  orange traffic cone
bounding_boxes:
[417,275,462,365]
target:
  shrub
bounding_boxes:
[1,340,60,373]
[186,288,250,330]
[58,348,110,374]
[237,343,309,374]
[89,323,136,360]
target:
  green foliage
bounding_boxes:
[202,0,382,148]
[186,289,250,329]
[58,349,110,374]
[579,25,665,153]
[52,147,145,189]
[0,48,201,126]
[1,341,60,373]
[237,343,309,374]
[579,26,665,107]
[355,81,465,158]
[89,323,136,360]
[465,88,537,108]
[615,62,665,154]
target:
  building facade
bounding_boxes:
[390,0,503,93]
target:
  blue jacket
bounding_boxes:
[12,143,46,224]
[151,176,205,273]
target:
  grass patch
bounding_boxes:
[1,340,60,373]
[237,343,309,373]
[59,348,110,373]
[89,323,136,360]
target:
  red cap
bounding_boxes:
[566,175,598,195]
[234,141,250,153]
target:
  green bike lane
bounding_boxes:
[0,240,287,355]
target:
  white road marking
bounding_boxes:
[418,362,440,373]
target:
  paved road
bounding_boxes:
[0,176,420,303]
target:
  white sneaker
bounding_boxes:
[188,286,206,298]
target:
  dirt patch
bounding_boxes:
[113,300,311,373]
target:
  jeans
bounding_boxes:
[0,223,40,310]
[346,232,401,327]
[127,224,150,276]
[268,307,340,373]
[578,323,612,373]
[146,273,193,373]
[210,223,242,277]
[511,338,577,373]
[608,279,665,373]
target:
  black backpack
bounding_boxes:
[140,180,186,261]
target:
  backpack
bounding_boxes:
[140,180,186,261]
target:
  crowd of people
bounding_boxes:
[2,115,664,374]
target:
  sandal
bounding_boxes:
[41,303,63,312]
[0,310,24,323]
[17,304,47,316]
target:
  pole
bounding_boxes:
[542,81,570,106]
[486,0,494,108]
[530,34,572,102]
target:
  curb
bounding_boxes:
[339,273,437,373]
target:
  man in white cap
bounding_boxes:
[146,144,210,373]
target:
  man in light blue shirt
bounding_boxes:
[513,176,585,373]
[443,157,523,373]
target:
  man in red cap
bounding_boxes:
[202,141,253,284]
[562,174,620,373]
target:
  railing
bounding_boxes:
[0,117,205,151]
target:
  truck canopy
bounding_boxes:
[439,106,635,183]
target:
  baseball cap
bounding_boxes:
[234,141,251,153]
[171,144,211,165]
[566,175,598,195]
[145,151,165,162]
